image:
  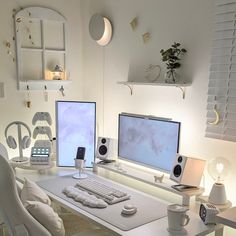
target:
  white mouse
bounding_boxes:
[121,204,137,215]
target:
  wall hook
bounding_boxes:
[44,85,48,102]
[59,86,65,97]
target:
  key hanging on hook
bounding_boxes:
[26,85,31,108]
[44,85,48,102]
[59,86,65,97]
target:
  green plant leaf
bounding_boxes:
[173,62,181,68]
[160,42,187,70]
[169,55,179,60]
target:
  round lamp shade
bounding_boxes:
[89,14,112,46]
[208,157,230,182]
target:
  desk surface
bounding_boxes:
[216,207,236,229]
[14,166,221,236]
[37,173,168,231]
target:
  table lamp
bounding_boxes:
[208,157,230,205]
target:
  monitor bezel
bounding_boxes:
[118,113,180,173]
[56,100,96,168]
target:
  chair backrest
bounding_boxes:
[0,155,51,236]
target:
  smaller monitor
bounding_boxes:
[56,101,96,167]
[118,113,181,173]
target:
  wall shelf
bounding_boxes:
[20,48,66,53]
[117,81,192,99]
[19,80,71,90]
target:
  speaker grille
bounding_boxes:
[99,145,107,155]
[173,165,182,177]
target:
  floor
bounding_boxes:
[60,213,118,236]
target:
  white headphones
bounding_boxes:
[5,121,31,149]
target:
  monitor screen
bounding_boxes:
[56,101,96,167]
[118,113,180,173]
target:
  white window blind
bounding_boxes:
[206,0,236,142]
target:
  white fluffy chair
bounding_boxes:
[0,144,8,161]
[0,154,51,236]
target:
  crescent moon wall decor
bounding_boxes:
[89,14,112,46]
[208,107,220,125]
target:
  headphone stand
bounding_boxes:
[11,156,29,163]
[11,123,29,163]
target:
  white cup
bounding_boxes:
[167,204,190,233]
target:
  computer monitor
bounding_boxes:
[56,101,96,167]
[118,113,180,173]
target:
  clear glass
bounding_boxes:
[208,157,230,182]
[165,70,180,83]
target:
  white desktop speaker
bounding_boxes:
[170,154,206,187]
[96,137,114,161]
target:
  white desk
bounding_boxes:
[216,207,236,229]
[14,166,223,236]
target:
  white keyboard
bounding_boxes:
[76,178,130,204]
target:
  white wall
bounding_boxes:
[81,0,236,209]
[0,0,84,157]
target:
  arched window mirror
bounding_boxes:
[14,6,70,90]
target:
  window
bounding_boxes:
[206,0,236,142]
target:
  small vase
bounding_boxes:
[165,70,179,84]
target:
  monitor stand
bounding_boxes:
[94,162,204,205]
[11,156,29,163]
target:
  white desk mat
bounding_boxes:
[37,173,167,231]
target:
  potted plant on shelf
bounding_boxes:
[160,42,187,83]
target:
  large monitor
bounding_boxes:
[118,113,180,173]
[56,101,96,167]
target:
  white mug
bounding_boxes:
[167,204,190,232]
